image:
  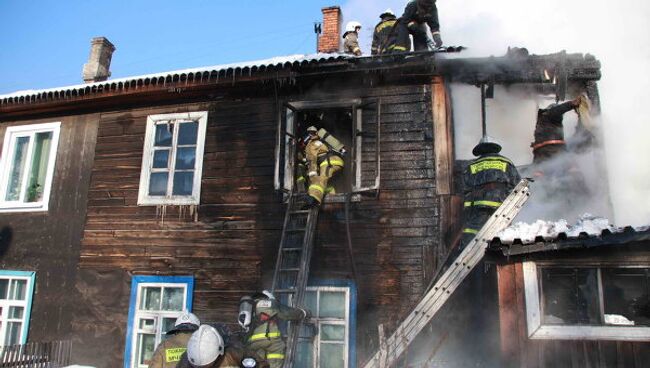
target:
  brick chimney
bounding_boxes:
[318,6,342,53]
[82,37,115,83]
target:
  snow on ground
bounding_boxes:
[497,214,617,243]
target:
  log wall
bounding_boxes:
[72,80,446,367]
[0,114,99,342]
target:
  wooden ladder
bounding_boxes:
[363,179,532,368]
[270,193,320,368]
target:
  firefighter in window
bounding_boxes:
[303,125,345,208]
[239,291,310,368]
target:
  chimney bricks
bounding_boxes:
[82,37,115,83]
[318,6,342,53]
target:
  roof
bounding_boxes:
[0,53,349,105]
[490,226,650,256]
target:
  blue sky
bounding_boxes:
[0,0,341,94]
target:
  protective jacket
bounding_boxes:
[305,138,344,203]
[176,348,242,368]
[343,32,362,56]
[462,153,520,236]
[246,298,306,368]
[372,16,398,55]
[402,0,441,51]
[532,101,576,163]
[148,331,193,368]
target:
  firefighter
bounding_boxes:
[177,324,242,368]
[304,126,345,208]
[148,311,200,368]
[532,96,583,165]
[295,137,308,193]
[242,291,310,368]
[371,9,398,55]
[461,137,520,245]
[343,21,363,56]
[402,0,443,51]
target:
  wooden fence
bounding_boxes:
[0,340,72,367]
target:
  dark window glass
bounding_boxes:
[602,268,650,326]
[175,147,196,170]
[149,172,168,196]
[152,150,170,169]
[541,268,600,325]
[154,123,174,147]
[178,122,198,145]
[172,172,194,196]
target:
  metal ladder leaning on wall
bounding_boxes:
[270,192,320,368]
[363,179,532,368]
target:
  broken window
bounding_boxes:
[275,99,380,200]
[0,271,35,347]
[0,122,61,212]
[125,276,194,368]
[138,112,208,206]
[294,285,354,368]
[523,262,650,340]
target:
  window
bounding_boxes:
[294,283,357,368]
[0,122,61,212]
[0,271,35,347]
[523,262,650,340]
[274,100,380,200]
[138,112,208,205]
[124,276,194,368]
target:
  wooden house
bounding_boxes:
[3,6,640,368]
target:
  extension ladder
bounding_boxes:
[270,193,320,368]
[363,179,531,368]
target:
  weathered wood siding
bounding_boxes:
[73,80,445,367]
[0,114,99,342]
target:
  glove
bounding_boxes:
[299,307,312,320]
[308,171,317,177]
[432,32,443,48]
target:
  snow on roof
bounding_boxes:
[0,53,350,103]
[497,214,617,244]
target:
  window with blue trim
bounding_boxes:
[0,271,35,347]
[125,276,194,368]
[295,284,356,368]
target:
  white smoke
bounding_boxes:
[342,0,650,226]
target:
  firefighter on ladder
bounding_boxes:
[240,291,310,368]
[304,126,345,208]
[462,136,520,245]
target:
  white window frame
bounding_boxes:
[137,112,208,206]
[130,282,189,368]
[0,122,61,212]
[523,261,650,341]
[304,286,351,368]
[0,271,36,347]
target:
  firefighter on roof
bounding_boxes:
[532,96,583,165]
[402,0,443,51]
[240,291,310,368]
[372,9,399,55]
[149,311,200,368]
[461,137,520,245]
[343,21,363,56]
[304,125,345,208]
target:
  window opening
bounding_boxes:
[0,122,61,212]
[0,271,35,347]
[124,276,194,368]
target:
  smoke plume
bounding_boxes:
[342,0,650,226]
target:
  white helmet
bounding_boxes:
[187,325,225,367]
[345,21,362,34]
[262,290,276,300]
[380,8,395,18]
[175,311,200,328]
